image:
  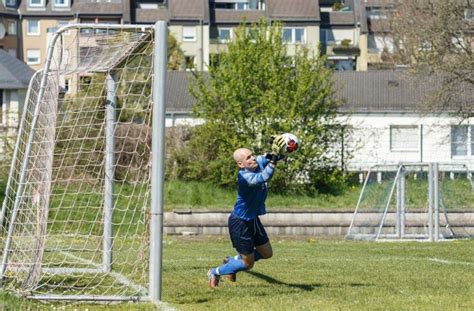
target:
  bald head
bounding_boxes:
[233,148,251,163]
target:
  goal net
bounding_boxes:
[346,163,473,241]
[0,23,166,302]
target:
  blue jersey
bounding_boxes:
[232,155,275,221]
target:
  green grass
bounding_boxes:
[163,179,474,211]
[1,237,473,310]
[1,178,473,212]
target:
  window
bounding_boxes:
[213,0,264,10]
[53,0,69,8]
[8,21,17,36]
[465,9,474,20]
[451,125,473,157]
[419,40,432,51]
[27,20,40,35]
[182,26,196,42]
[294,28,305,43]
[283,28,306,44]
[368,34,394,53]
[451,36,466,50]
[184,56,195,70]
[218,28,232,43]
[28,0,44,8]
[138,3,159,9]
[5,0,16,7]
[282,28,292,43]
[366,8,388,20]
[329,59,355,71]
[236,2,248,10]
[247,28,259,42]
[48,21,70,34]
[390,125,419,151]
[27,49,41,65]
[282,28,306,44]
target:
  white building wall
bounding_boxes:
[341,114,474,171]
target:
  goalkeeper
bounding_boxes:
[207,135,287,288]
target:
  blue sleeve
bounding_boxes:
[238,155,275,186]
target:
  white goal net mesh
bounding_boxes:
[346,163,473,241]
[0,24,157,300]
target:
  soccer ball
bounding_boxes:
[282,133,299,154]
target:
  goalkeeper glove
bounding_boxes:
[271,134,287,155]
[265,153,285,165]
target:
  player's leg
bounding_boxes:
[254,216,272,259]
[225,216,271,265]
[208,215,254,287]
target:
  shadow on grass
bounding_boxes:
[247,271,374,291]
[247,271,321,292]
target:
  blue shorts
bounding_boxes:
[228,214,269,255]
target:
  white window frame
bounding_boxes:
[182,26,197,42]
[283,27,306,44]
[28,0,45,8]
[451,125,473,157]
[218,27,232,43]
[138,3,159,9]
[26,49,41,65]
[6,0,16,6]
[27,19,40,36]
[8,21,17,36]
[389,125,419,152]
[53,0,70,8]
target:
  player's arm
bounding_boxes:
[238,156,275,186]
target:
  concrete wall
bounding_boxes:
[164,209,474,238]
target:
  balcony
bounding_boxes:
[322,40,360,57]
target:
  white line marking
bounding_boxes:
[428,257,473,266]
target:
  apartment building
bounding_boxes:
[364,0,396,69]
[0,1,20,57]
[1,0,369,72]
[319,0,368,71]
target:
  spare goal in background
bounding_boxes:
[346,163,473,241]
[0,22,168,302]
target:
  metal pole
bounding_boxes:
[0,70,40,233]
[428,163,434,241]
[433,162,439,241]
[149,20,167,303]
[1,29,63,279]
[396,166,405,239]
[103,73,117,272]
[376,165,403,241]
[400,167,405,239]
[346,167,372,239]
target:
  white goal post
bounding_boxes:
[0,21,167,303]
[346,162,473,241]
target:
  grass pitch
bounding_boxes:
[1,236,473,310]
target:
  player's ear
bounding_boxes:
[237,160,246,169]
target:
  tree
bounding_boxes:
[390,0,474,114]
[174,20,347,194]
[168,34,185,70]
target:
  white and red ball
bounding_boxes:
[282,133,299,154]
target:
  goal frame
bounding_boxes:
[346,162,472,242]
[0,21,168,303]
